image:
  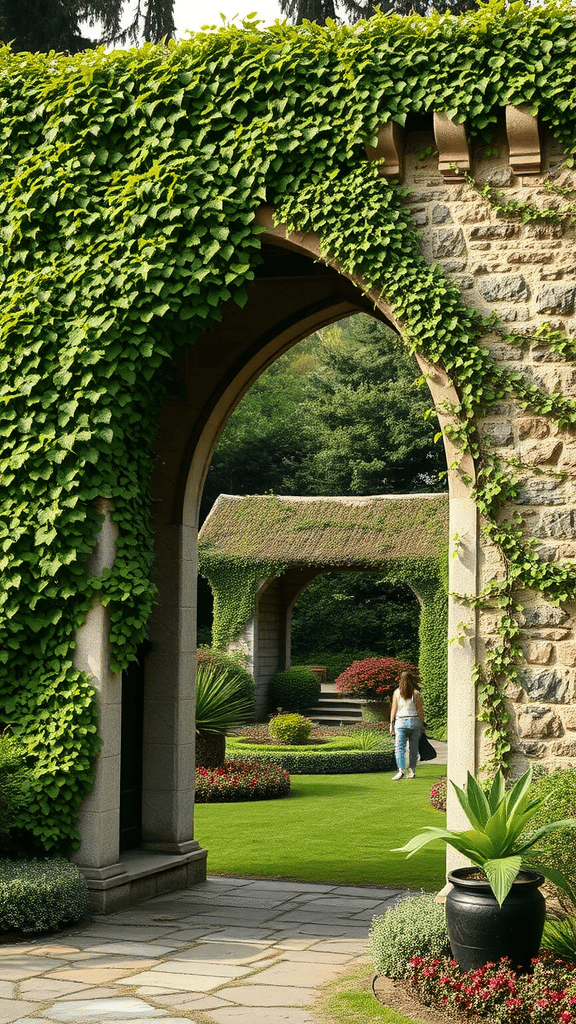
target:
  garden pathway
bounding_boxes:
[0,875,409,1024]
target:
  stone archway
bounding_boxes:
[198,492,449,731]
[73,115,576,910]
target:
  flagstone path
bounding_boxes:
[0,875,409,1024]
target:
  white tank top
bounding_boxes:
[396,690,419,718]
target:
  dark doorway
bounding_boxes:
[119,647,146,852]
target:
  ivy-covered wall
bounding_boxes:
[2,1,576,849]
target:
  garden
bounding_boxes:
[191,651,576,1024]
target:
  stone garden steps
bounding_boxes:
[304,695,364,728]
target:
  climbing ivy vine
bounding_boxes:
[2,0,576,846]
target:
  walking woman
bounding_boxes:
[389,668,425,780]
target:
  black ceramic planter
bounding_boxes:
[446,867,546,973]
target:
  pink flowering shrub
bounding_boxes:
[430,775,447,812]
[409,953,576,1023]
[335,657,418,702]
[195,759,290,802]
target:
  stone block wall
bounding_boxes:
[403,121,576,775]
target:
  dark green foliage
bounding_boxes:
[0,0,92,53]
[280,0,478,27]
[0,0,176,52]
[369,892,450,979]
[297,318,446,496]
[269,667,320,714]
[291,574,420,666]
[0,858,88,933]
[0,734,29,840]
[232,748,395,773]
[1,3,576,846]
[269,712,313,744]
[196,648,256,709]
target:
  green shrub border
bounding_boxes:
[0,858,89,934]
[237,749,395,774]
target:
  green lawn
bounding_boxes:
[195,767,447,891]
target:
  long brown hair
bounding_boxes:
[398,669,420,700]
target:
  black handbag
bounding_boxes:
[418,732,437,761]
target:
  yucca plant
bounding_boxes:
[393,768,576,906]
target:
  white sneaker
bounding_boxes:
[407,769,415,779]
[392,770,404,781]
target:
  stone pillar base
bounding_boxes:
[79,846,207,914]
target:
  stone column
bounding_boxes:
[141,522,198,853]
[73,499,124,879]
[446,495,480,871]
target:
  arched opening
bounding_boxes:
[76,214,479,904]
[145,217,476,843]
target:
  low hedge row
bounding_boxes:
[237,749,395,774]
[0,858,89,934]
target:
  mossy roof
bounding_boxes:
[199,493,448,567]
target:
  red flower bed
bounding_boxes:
[408,953,576,1023]
[195,759,290,802]
[335,657,418,702]
[430,775,447,811]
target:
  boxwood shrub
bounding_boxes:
[269,666,320,713]
[369,892,450,979]
[269,713,312,745]
[0,858,89,934]
[236,749,395,774]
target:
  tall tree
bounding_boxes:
[0,0,91,53]
[279,0,478,25]
[0,0,175,52]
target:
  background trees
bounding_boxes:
[278,0,478,26]
[0,0,175,51]
[199,314,446,666]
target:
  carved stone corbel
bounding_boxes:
[506,104,541,176]
[365,121,405,181]
[433,112,471,183]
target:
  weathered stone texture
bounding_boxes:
[402,134,576,774]
[516,706,563,738]
[477,275,529,302]
[518,667,572,703]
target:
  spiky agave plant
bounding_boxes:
[195,662,254,735]
[393,768,576,906]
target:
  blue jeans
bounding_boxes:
[394,716,423,771]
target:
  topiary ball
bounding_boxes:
[269,713,312,745]
[268,666,320,713]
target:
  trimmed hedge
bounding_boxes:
[233,749,395,774]
[0,858,89,934]
[269,666,320,713]
[269,713,312,744]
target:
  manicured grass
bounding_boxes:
[195,766,447,890]
[318,966,419,1024]
[227,736,394,755]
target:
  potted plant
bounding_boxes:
[393,768,576,971]
[335,657,417,722]
[195,662,254,768]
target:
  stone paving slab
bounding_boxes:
[207,1009,320,1024]
[0,1000,39,1023]
[47,998,168,1020]
[247,960,346,987]
[0,874,408,1024]
[218,984,318,1006]
[167,941,273,964]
